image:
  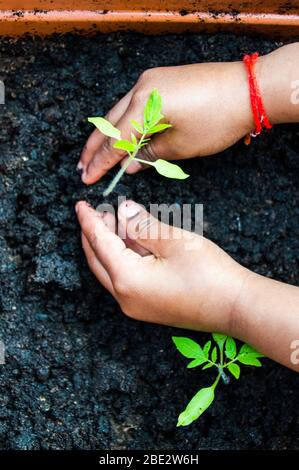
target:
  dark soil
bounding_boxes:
[0,32,298,450]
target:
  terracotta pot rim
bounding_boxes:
[1,4,299,36]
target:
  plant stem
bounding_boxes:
[134,157,155,166]
[103,155,133,197]
[220,343,224,367]
[218,368,230,384]
[103,133,147,196]
[211,372,221,391]
[223,358,238,368]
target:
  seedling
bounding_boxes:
[88,89,189,196]
[172,333,265,426]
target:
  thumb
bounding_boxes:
[118,200,188,258]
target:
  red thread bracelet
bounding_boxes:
[243,52,272,145]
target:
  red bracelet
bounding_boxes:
[243,52,272,145]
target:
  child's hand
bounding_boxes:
[76,200,299,371]
[75,200,247,333]
[78,62,253,185]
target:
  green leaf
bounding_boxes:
[238,344,265,358]
[202,363,214,370]
[212,333,227,351]
[237,343,264,367]
[113,140,136,153]
[177,387,215,427]
[237,356,262,367]
[203,341,211,357]
[143,89,163,130]
[172,337,204,359]
[228,363,240,379]
[88,117,121,140]
[153,160,189,180]
[211,346,217,363]
[148,123,172,134]
[187,357,207,369]
[130,119,143,134]
[225,337,237,360]
[131,133,137,145]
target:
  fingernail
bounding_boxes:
[75,201,91,214]
[75,202,82,214]
[77,162,86,179]
[81,169,89,183]
[121,201,140,219]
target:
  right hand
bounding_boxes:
[75,199,248,334]
[78,61,254,185]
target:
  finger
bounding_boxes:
[118,200,190,258]
[76,201,140,279]
[79,128,105,173]
[83,97,144,185]
[78,89,133,176]
[81,233,115,295]
[120,156,147,175]
[101,210,117,234]
[117,215,151,257]
[120,127,177,176]
[101,208,151,263]
[101,208,150,257]
[132,128,176,172]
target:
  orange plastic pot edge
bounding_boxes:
[0,9,299,36]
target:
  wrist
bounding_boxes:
[233,55,276,136]
[233,51,286,134]
[208,256,255,338]
[255,53,280,125]
[228,269,260,340]
[229,268,273,348]
[228,61,255,138]
[229,269,299,370]
[256,44,299,125]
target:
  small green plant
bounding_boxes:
[88,89,189,196]
[172,333,265,426]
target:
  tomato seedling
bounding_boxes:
[88,89,189,196]
[172,333,265,426]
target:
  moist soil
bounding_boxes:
[0,32,298,450]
